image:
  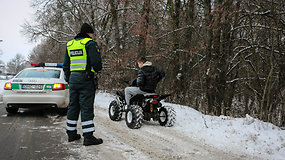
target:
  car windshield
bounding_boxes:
[15,69,61,79]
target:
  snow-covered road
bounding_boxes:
[0,80,6,101]
[65,105,252,160]
[1,80,284,160]
[62,92,285,160]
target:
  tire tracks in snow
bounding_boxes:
[64,104,261,160]
[93,105,257,160]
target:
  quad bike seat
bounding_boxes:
[143,93,159,99]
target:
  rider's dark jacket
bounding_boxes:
[136,61,165,93]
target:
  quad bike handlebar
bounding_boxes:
[155,94,171,101]
[120,79,137,86]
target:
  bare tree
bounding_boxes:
[22,0,285,127]
[6,54,26,74]
[0,50,5,73]
[0,49,4,65]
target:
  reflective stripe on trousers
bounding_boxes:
[82,120,95,133]
[66,119,77,131]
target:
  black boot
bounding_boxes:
[83,133,103,146]
[67,130,81,142]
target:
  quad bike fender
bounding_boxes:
[115,90,126,103]
[130,94,145,105]
[116,90,124,98]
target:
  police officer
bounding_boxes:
[63,23,103,146]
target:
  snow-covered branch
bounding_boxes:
[231,25,285,33]
[226,77,266,83]
[226,61,240,76]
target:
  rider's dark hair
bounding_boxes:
[137,56,147,63]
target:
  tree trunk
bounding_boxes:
[137,0,151,57]
[204,0,213,114]
[121,0,129,50]
[110,0,122,54]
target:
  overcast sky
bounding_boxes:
[0,0,36,64]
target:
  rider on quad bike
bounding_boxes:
[108,57,176,129]
[124,56,165,109]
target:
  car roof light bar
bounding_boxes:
[31,63,63,67]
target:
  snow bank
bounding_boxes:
[95,91,285,160]
[0,80,6,94]
[170,103,285,159]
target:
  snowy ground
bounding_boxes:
[92,92,285,160]
[0,80,6,101]
[0,80,284,159]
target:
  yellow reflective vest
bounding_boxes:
[67,38,95,72]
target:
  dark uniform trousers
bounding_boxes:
[66,72,96,136]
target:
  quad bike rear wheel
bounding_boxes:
[158,106,176,127]
[109,100,122,121]
[125,105,143,129]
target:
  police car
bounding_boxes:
[3,63,69,114]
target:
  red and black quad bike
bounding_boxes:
[108,90,176,129]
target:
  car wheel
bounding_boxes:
[6,106,19,114]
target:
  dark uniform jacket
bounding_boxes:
[136,61,165,93]
[63,33,102,84]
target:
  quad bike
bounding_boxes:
[108,89,176,129]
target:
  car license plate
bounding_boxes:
[21,84,44,90]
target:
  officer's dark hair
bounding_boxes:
[137,56,147,63]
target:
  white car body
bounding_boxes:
[3,67,69,109]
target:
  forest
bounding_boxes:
[23,0,285,127]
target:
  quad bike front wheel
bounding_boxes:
[158,106,176,127]
[125,105,143,129]
[109,100,122,121]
